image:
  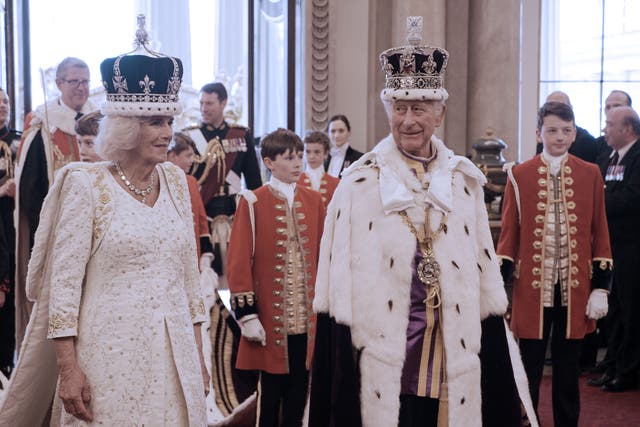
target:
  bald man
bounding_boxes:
[535,90,598,162]
[591,106,640,392]
[594,90,633,164]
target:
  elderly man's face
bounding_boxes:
[56,66,90,112]
[389,100,445,157]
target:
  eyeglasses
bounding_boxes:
[62,79,90,88]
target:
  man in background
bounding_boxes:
[183,82,262,277]
[14,57,95,348]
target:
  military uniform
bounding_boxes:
[0,125,21,376]
[14,98,95,349]
[185,121,262,275]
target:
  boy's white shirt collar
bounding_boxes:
[269,175,297,208]
[541,149,568,175]
[305,164,325,190]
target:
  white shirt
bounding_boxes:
[269,175,296,208]
[305,164,325,191]
[327,143,349,177]
[611,139,637,164]
[541,149,568,176]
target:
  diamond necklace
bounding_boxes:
[114,161,156,204]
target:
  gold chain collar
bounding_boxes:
[399,209,447,308]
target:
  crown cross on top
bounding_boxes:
[406,16,423,46]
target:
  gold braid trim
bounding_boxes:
[195,138,226,186]
[593,258,614,271]
[0,140,13,178]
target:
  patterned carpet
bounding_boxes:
[537,375,640,426]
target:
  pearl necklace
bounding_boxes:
[114,161,156,204]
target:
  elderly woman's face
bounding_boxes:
[134,115,174,164]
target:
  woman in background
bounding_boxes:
[324,114,364,178]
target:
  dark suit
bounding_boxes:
[598,139,640,384]
[324,145,364,177]
[536,126,597,163]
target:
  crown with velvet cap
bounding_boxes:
[100,54,183,116]
[379,16,449,103]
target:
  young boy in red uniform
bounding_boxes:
[298,131,339,208]
[497,102,612,427]
[227,128,326,426]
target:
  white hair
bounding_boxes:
[94,115,142,161]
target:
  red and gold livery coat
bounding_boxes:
[18,112,80,172]
[226,185,326,374]
[497,154,612,339]
[297,171,339,208]
[186,174,211,261]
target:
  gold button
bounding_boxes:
[533,241,542,249]
[538,166,548,174]
[565,177,574,185]
[537,202,546,211]
[535,215,544,224]
[273,303,281,309]
[538,178,547,187]
[537,190,547,198]
[566,189,574,197]
[534,228,543,237]
[532,280,541,289]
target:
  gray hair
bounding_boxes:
[94,115,142,161]
[56,57,89,80]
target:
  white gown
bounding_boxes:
[45,165,207,426]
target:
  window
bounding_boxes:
[539,0,640,136]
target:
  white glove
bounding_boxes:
[239,315,267,346]
[586,289,609,320]
[199,253,214,272]
[199,265,219,293]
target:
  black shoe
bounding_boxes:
[587,373,613,387]
[601,376,636,392]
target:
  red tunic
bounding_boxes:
[18,113,80,168]
[497,155,612,339]
[226,185,326,373]
[297,171,339,208]
[186,175,209,260]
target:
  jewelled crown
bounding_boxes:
[100,15,183,116]
[379,16,449,102]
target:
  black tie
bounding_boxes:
[74,112,84,121]
[610,151,619,166]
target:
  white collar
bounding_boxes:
[305,164,325,190]
[541,149,568,175]
[330,143,349,158]
[269,175,297,208]
[32,97,96,135]
[614,140,637,163]
[361,134,485,215]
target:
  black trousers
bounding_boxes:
[602,259,640,381]
[257,334,308,427]
[398,394,439,427]
[519,289,581,427]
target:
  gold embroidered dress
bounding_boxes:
[44,164,207,426]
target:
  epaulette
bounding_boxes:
[182,123,200,131]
